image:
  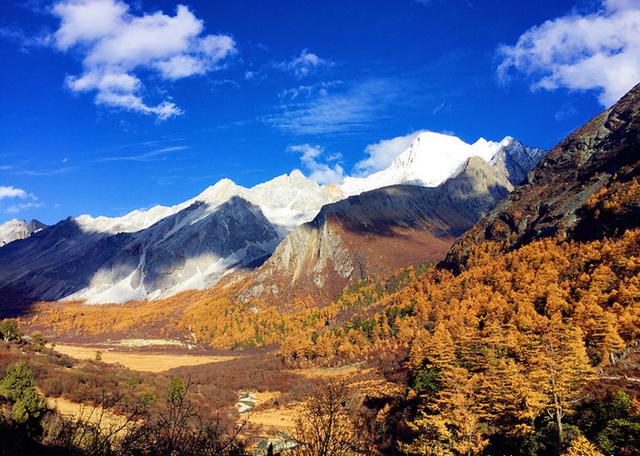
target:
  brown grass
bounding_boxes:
[54,344,235,373]
[46,395,128,432]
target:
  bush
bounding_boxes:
[0,319,22,342]
[0,362,47,424]
[31,332,47,353]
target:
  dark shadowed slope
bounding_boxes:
[0,197,278,306]
[444,82,640,272]
[239,156,515,307]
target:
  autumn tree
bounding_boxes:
[289,381,365,456]
[528,315,594,448]
[403,368,488,456]
[563,435,603,456]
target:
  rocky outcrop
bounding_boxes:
[443,83,640,272]
[0,219,47,246]
[239,157,515,306]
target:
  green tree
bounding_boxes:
[31,331,47,352]
[0,318,22,342]
[0,362,47,424]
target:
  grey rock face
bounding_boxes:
[0,197,279,303]
[240,156,517,305]
[490,138,547,185]
[443,82,640,272]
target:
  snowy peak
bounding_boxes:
[74,170,345,237]
[0,218,47,247]
[340,132,545,196]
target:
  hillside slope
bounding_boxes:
[444,82,640,272]
[239,156,514,306]
[0,197,279,304]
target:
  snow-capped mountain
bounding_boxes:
[0,219,47,247]
[75,170,343,236]
[340,132,545,195]
[0,172,344,304]
[0,133,545,305]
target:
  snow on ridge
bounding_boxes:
[75,170,343,236]
[0,218,46,247]
[339,132,542,196]
[71,133,543,238]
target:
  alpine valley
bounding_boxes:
[0,134,543,305]
[3,85,640,456]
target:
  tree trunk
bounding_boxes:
[550,374,563,450]
[552,390,563,448]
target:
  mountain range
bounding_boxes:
[0,133,545,305]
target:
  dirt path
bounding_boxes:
[54,344,235,373]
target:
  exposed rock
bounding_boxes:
[240,157,516,306]
[443,82,640,272]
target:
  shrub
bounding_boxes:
[0,319,22,342]
[0,362,47,424]
[31,331,47,353]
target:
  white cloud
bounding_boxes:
[5,201,44,214]
[98,145,189,162]
[278,81,342,101]
[498,0,640,106]
[265,79,403,135]
[288,144,345,184]
[51,0,236,119]
[354,130,424,176]
[278,49,333,77]
[0,186,27,200]
[0,186,42,214]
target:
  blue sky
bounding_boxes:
[1,0,639,224]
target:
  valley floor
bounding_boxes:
[8,336,398,449]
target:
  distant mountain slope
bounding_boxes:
[74,170,343,235]
[0,133,543,305]
[239,156,515,306]
[0,197,279,304]
[444,83,640,272]
[0,219,47,246]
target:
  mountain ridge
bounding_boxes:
[237,155,517,307]
[0,132,544,305]
[444,82,640,272]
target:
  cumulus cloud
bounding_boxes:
[278,49,333,77]
[0,186,42,214]
[0,186,28,200]
[498,0,640,106]
[288,144,345,184]
[354,130,424,176]
[50,0,236,119]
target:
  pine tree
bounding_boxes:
[403,368,488,456]
[528,315,594,447]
